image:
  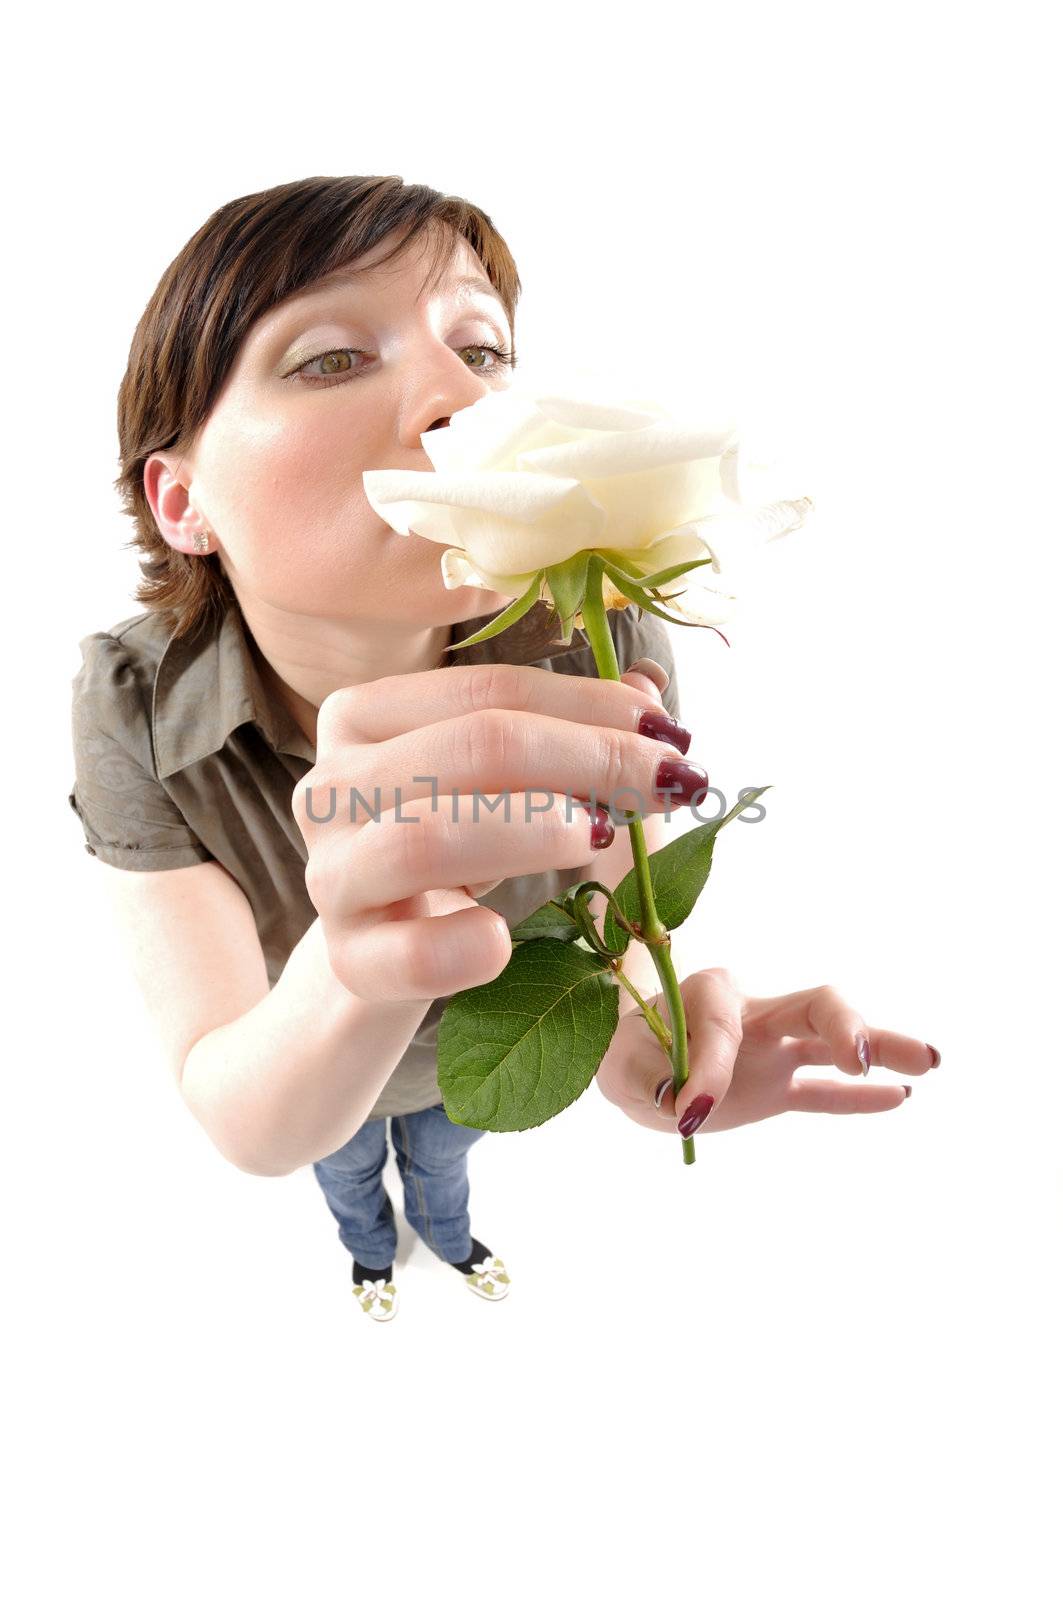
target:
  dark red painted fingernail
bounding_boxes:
[903,1085,912,1098]
[677,1093,715,1136]
[926,1044,941,1068]
[637,708,692,755]
[856,1033,871,1075]
[578,800,615,850]
[653,1076,672,1109]
[654,757,710,806]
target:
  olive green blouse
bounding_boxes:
[68,595,681,1120]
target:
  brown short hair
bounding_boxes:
[114,175,523,641]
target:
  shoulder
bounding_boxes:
[68,612,214,869]
[74,611,173,690]
[70,612,174,775]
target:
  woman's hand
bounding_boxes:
[291,661,701,1003]
[595,967,941,1134]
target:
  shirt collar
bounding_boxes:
[152,596,589,780]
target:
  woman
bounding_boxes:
[68,176,939,1323]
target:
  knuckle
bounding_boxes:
[461,661,526,718]
[303,831,350,917]
[705,965,736,991]
[393,805,449,889]
[322,931,364,997]
[303,848,328,913]
[462,705,519,773]
[290,776,307,827]
[292,771,338,833]
[315,686,357,751]
[303,831,344,911]
[291,768,318,824]
[597,728,629,803]
[540,790,576,849]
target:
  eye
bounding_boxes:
[299,348,365,381]
[288,342,517,388]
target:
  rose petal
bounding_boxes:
[421,388,553,474]
[364,468,610,570]
[440,548,536,598]
[517,423,738,481]
[532,393,668,431]
[719,436,811,508]
[630,530,717,576]
[362,381,810,595]
[657,577,739,626]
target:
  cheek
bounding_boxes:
[198,401,384,585]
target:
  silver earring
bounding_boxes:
[191,531,211,554]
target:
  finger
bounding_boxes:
[317,659,690,751]
[668,969,744,1132]
[626,657,671,695]
[304,708,706,840]
[783,1078,914,1114]
[622,670,666,704]
[307,790,613,923]
[463,877,505,898]
[620,663,668,713]
[748,985,874,1077]
[781,1029,941,1077]
[326,899,514,1001]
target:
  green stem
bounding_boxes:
[612,966,673,1053]
[580,563,696,1166]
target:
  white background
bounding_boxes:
[7,2,1060,1595]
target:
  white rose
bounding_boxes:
[362,380,813,628]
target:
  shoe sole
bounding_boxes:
[465,1278,510,1301]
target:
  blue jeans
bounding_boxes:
[312,1103,487,1271]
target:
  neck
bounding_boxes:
[235,594,455,751]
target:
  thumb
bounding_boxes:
[621,656,670,701]
[651,1070,678,1122]
[650,971,742,1129]
[633,996,681,1122]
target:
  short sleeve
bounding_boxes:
[68,631,215,872]
[609,607,683,725]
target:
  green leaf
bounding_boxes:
[445,570,544,653]
[603,786,773,953]
[509,897,583,943]
[437,939,621,1131]
[601,550,719,590]
[599,560,711,629]
[509,879,639,945]
[544,552,590,643]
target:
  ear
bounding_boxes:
[143,451,215,556]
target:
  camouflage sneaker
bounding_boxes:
[463,1254,511,1301]
[353,1274,398,1322]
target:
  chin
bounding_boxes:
[442,581,520,619]
[474,586,519,614]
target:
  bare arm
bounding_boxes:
[98,859,432,1177]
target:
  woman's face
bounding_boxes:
[152,227,518,627]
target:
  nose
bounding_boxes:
[401,347,498,449]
